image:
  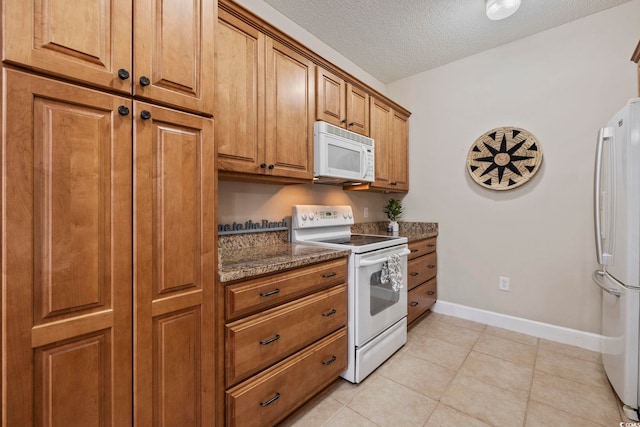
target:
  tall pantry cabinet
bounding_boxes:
[1,1,217,426]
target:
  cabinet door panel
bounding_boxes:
[134,102,215,426]
[265,38,314,180]
[215,11,264,174]
[134,0,215,114]
[391,111,409,190]
[3,0,132,93]
[370,97,392,187]
[316,67,345,127]
[2,69,132,426]
[346,84,369,136]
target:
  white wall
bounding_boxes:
[387,0,640,333]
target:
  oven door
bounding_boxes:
[353,244,409,347]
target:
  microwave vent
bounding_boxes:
[315,121,374,147]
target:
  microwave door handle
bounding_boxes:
[361,145,368,179]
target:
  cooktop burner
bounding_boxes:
[319,234,399,246]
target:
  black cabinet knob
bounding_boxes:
[117,105,130,116]
[340,119,347,124]
[139,76,151,86]
[268,164,275,170]
[117,69,130,80]
[349,122,355,127]
[140,110,151,120]
[260,163,267,169]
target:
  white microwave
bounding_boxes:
[313,121,375,183]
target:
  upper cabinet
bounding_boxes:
[367,97,410,192]
[316,67,369,136]
[215,7,314,183]
[3,0,215,115]
[215,0,410,189]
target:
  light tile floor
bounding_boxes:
[281,312,628,427]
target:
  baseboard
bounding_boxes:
[431,301,602,352]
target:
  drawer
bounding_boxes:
[408,252,437,289]
[225,258,347,320]
[226,328,348,427]
[225,284,346,386]
[407,278,437,325]
[408,237,436,260]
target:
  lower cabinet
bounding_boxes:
[218,257,349,426]
[407,237,438,328]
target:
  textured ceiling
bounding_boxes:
[263,0,634,83]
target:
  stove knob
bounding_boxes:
[301,213,308,221]
[343,212,348,219]
[348,212,353,219]
[309,212,315,220]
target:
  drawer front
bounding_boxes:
[408,252,437,289]
[225,284,347,386]
[225,258,347,320]
[407,279,437,325]
[226,328,348,427]
[408,237,436,260]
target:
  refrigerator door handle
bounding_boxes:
[592,270,621,297]
[594,127,614,265]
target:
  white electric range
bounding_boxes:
[291,205,409,383]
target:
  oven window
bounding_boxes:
[370,271,400,316]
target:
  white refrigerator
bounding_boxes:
[594,98,640,421]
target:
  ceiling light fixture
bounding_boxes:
[486,0,521,20]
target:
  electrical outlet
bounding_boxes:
[364,207,369,218]
[499,276,510,291]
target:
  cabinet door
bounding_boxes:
[390,110,409,191]
[316,66,346,128]
[369,96,393,188]
[134,0,215,115]
[346,83,370,136]
[215,10,265,175]
[2,69,132,426]
[133,102,216,426]
[2,0,132,93]
[265,38,314,180]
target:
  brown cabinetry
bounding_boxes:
[316,66,370,136]
[133,103,216,426]
[2,67,217,427]
[2,69,133,426]
[3,0,214,115]
[218,258,349,426]
[216,8,314,182]
[368,97,410,192]
[407,237,438,328]
[1,0,217,420]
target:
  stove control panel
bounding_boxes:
[292,205,354,229]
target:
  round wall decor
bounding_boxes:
[466,126,542,190]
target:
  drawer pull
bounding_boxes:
[427,291,436,296]
[427,265,436,268]
[322,309,337,317]
[259,288,280,297]
[410,272,419,277]
[410,301,419,307]
[322,355,337,366]
[410,249,419,253]
[260,392,281,407]
[322,272,337,279]
[259,334,280,346]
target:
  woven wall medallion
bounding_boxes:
[467,127,543,190]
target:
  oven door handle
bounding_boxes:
[358,249,411,267]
